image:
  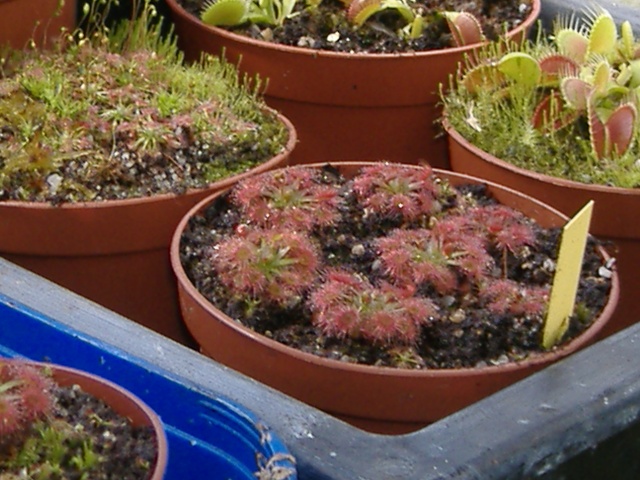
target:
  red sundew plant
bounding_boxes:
[470,205,536,254]
[231,168,341,230]
[480,279,549,316]
[181,163,612,367]
[0,361,55,437]
[375,221,493,293]
[309,270,438,345]
[352,164,442,222]
[210,228,319,306]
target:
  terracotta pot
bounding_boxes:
[5,360,168,478]
[0,0,77,49]
[164,0,540,169]
[170,161,619,434]
[445,120,638,339]
[0,113,296,347]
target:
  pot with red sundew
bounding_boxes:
[171,161,618,434]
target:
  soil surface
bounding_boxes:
[0,382,158,479]
[179,0,533,54]
[179,165,613,370]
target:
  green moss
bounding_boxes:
[0,0,289,203]
[1,419,102,478]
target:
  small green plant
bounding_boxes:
[0,361,105,478]
[200,0,484,45]
[442,7,640,188]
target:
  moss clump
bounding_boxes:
[0,0,289,203]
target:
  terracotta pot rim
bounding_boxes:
[171,161,619,379]
[6,360,168,479]
[165,0,540,61]
[0,111,296,211]
[443,117,640,196]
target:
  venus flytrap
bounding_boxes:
[201,0,298,28]
[200,0,484,45]
[443,7,640,186]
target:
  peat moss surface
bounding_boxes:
[179,0,532,54]
[180,164,612,369]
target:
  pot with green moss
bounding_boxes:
[165,0,540,168]
[170,161,618,434]
[0,0,77,50]
[0,0,296,345]
[441,7,640,338]
[0,358,168,478]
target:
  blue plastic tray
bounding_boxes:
[0,293,296,480]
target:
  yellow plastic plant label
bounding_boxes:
[542,201,594,349]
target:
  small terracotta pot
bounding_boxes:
[0,0,77,49]
[0,113,296,346]
[165,0,540,169]
[5,360,168,478]
[170,161,619,434]
[445,120,639,339]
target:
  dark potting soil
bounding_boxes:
[179,165,613,370]
[178,0,533,54]
[0,383,158,479]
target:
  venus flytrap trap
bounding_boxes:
[202,0,298,29]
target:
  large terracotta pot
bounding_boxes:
[170,161,619,434]
[3,360,168,478]
[0,113,296,346]
[0,0,77,49]
[445,121,639,339]
[165,0,540,169]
